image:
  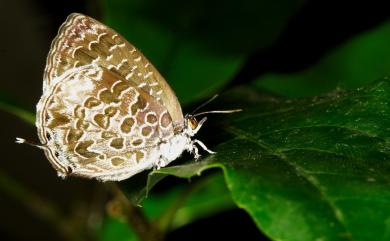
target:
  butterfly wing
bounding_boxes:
[44,13,184,131]
[37,65,176,181]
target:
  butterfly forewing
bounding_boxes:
[44,13,183,129]
[37,65,176,180]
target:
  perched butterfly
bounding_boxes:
[16,13,240,181]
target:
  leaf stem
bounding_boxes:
[0,102,35,125]
[156,176,210,233]
[110,183,164,241]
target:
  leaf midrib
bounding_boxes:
[233,124,388,146]
[232,88,378,126]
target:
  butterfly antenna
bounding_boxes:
[191,94,219,115]
[193,109,242,117]
[15,137,47,150]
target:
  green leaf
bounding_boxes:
[0,89,35,124]
[168,174,234,229]
[120,173,235,232]
[256,19,390,97]
[143,173,235,230]
[100,0,305,103]
[100,217,138,241]
[137,79,390,241]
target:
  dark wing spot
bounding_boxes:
[141,126,153,137]
[84,97,101,108]
[135,151,144,162]
[104,106,118,117]
[111,157,125,166]
[132,138,143,146]
[47,111,70,129]
[46,131,51,140]
[160,112,172,128]
[93,114,109,129]
[99,89,119,103]
[101,131,117,139]
[146,113,158,124]
[121,117,135,133]
[75,140,99,159]
[76,119,89,129]
[66,128,84,143]
[73,105,85,118]
[112,81,130,96]
[110,137,124,149]
[130,96,147,115]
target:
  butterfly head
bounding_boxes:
[184,114,207,137]
[182,94,242,137]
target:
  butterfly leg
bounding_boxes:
[193,145,201,160]
[155,156,169,169]
[188,141,201,160]
[193,139,216,155]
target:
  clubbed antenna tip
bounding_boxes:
[15,137,26,144]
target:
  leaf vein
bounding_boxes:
[227,126,354,240]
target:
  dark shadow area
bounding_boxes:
[229,0,390,87]
[167,208,270,241]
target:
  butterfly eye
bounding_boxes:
[188,116,198,130]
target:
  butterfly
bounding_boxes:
[16,13,240,181]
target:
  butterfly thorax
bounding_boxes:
[156,114,205,167]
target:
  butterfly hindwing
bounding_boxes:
[37,65,176,180]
